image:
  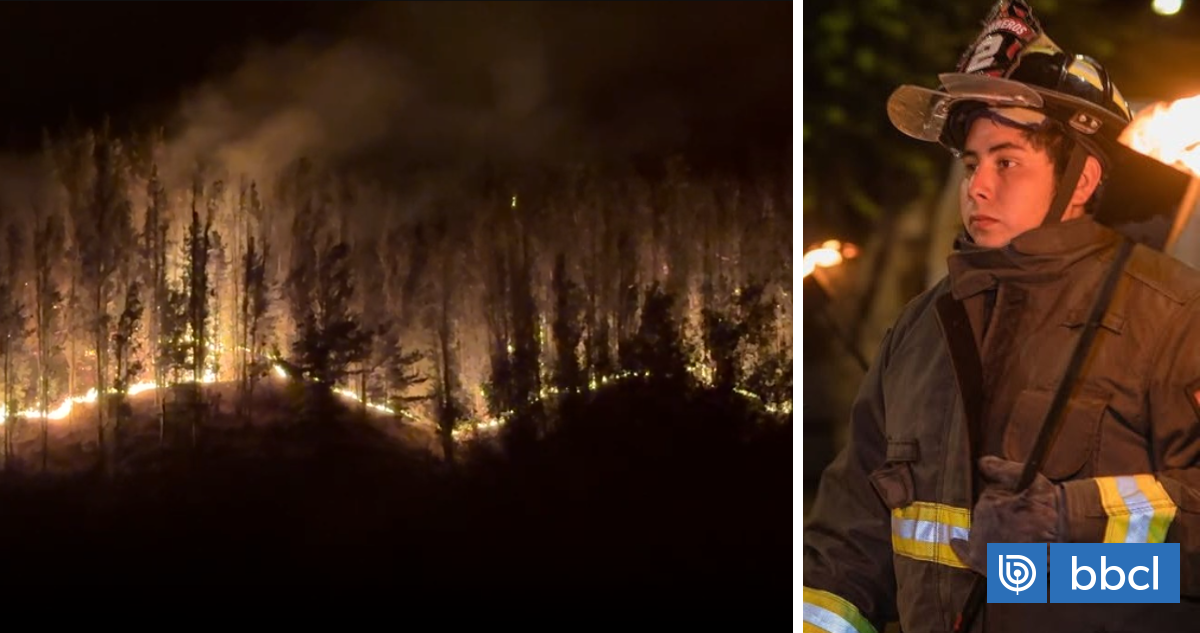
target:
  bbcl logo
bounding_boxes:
[986,543,1181,604]
[1050,543,1180,603]
[1071,555,1159,591]
[987,544,1048,603]
[998,553,1038,595]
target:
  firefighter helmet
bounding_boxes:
[887,0,1132,167]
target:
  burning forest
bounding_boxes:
[0,128,792,472]
[0,2,792,600]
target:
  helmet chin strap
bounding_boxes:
[1042,141,1091,226]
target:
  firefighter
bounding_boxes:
[803,1,1200,631]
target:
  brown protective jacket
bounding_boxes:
[803,217,1200,632]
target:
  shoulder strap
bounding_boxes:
[935,293,987,503]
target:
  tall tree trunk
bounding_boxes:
[37,263,48,472]
[69,274,77,429]
[437,238,456,464]
[40,364,48,472]
[147,185,164,444]
[3,342,11,472]
[159,217,169,442]
[437,299,455,464]
[96,286,109,476]
[239,227,250,421]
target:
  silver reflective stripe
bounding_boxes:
[1117,475,1153,543]
[891,516,970,545]
[803,603,861,633]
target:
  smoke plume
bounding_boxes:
[157,2,790,186]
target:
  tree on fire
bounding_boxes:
[0,120,791,475]
[32,209,67,471]
[0,225,30,471]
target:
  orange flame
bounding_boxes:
[1119,94,1200,178]
[802,239,858,278]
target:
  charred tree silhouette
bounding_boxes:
[287,219,372,417]
[33,211,66,471]
[78,124,136,474]
[500,211,544,456]
[142,163,170,443]
[110,281,144,448]
[622,283,691,388]
[160,283,190,387]
[701,281,774,393]
[209,225,229,382]
[736,282,792,415]
[431,217,463,463]
[187,178,215,385]
[45,127,88,429]
[551,251,585,419]
[183,175,218,442]
[484,234,514,422]
[614,229,641,369]
[240,231,273,423]
[0,225,29,471]
[351,233,384,417]
[233,179,276,423]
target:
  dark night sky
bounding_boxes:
[0,3,344,138]
[0,2,793,175]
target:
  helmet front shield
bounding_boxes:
[887,74,1045,147]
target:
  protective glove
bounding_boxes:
[949,455,1067,576]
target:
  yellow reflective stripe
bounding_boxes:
[1095,474,1177,544]
[890,501,971,569]
[1141,476,1177,543]
[893,501,972,529]
[802,587,878,633]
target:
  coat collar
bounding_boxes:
[946,216,1122,300]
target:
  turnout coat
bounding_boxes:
[803,217,1200,632]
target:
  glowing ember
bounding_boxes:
[0,373,220,423]
[1,359,790,437]
[1119,94,1200,178]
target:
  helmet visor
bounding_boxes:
[887,73,1045,145]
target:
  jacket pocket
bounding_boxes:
[1062,307,1125,334]
[869,438,919,509]
[1003,388,1108,482]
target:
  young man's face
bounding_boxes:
[958,117,1061,248]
